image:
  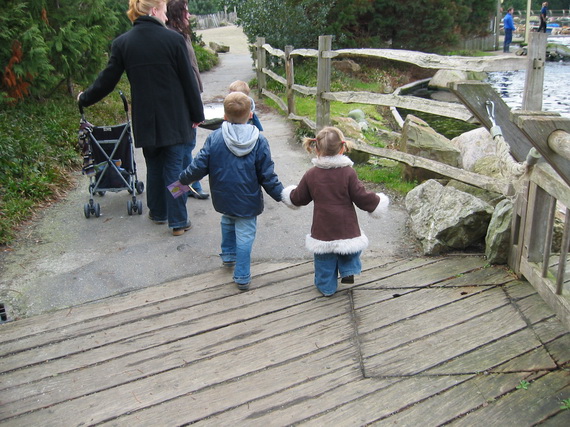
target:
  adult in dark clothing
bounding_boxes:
[166,0,209,200]
[78,0,204,236]
[538,2,549,33]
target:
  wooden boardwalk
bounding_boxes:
[1,255,569,426]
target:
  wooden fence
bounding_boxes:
[254,34,570,329]
[193,10,237,30]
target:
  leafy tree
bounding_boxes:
[224,0,497,52]
[1,0,129,103]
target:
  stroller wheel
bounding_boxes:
[127,200,133,216]
[84,203,91,218]
[97,191,106,197]
[94,203,101,218]
[136,200,143,215]
[135,181,145,195]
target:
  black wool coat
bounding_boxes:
[79,16,204,148]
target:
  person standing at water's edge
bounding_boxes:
[503,8,516,53]
[538,2,548,33]
[78,0,205,236]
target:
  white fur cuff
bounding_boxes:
[370,192,390,218]
[281,185,299,209]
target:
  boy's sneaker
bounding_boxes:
[341,275,354,284]
[237,282,250,291]
[222,260,236,268]
[172,222,192,236]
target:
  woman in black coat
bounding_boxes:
[78,0,204,236]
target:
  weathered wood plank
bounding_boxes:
[357,144,511,194]
[434,264,514,287]
[299,375,472,426]
[364,304,529,376]
[0,261,305,344]
[450,370,570,426]
[363,255,487,289]
[381,372,545,426]
[325,49,527,72]
[0,262,314,359]
[0,313,354,424]
[322,91,473,121]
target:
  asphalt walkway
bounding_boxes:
[0,26,417,320]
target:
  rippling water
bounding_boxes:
[486,37,570,118]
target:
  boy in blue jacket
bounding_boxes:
[178,92,285,291]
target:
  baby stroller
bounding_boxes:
[78,91,144,218]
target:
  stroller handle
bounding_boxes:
[119,91,129,113]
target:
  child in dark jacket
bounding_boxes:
[228,80,263,131]
[282,127,389,296]
[178,92,285,291]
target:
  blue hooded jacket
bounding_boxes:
[179,122,284,217]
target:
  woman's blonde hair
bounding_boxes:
[302,126,352,156]
[127,0,166,23]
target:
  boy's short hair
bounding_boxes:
[229,80,250,95]
[224,92,252,124]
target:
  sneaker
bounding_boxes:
[222,260,236,268]
[341,275,354,284]
[148,212,167,225]
[172,222,192,236]
[188,190,210,200]
[237,282,250,291]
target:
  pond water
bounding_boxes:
[486,36,570,118]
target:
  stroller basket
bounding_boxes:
[79,91,144,218]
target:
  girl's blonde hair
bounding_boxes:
[127,0,166,22]
[302,126,352,156]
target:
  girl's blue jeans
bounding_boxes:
[220,215,257,285]
[313,252,362,296]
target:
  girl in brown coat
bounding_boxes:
[283,127,389,296]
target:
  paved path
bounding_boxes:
[0,26,418,320]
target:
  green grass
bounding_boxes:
[354,163,417,194]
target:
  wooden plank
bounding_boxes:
[451,370,570,426]
[299,375,472,426]
[381,372,544,426]
[0,264,316,373]
[322,91,473,121]
[433,264,514,287]
[450,81,535,162]
[357,287,504,339]
[0,293,342,399]
[363,255,487,289]
[325,49,527,72]
[0,311,354,424]
[0,261,306,344]
[516,114,570,187]
[364,304,530,376]
[357,144,511,194]
[100,345,377,426]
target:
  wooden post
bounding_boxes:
[316,35,332,131]
[285,45,295,115]
[495,0,501,51]
[522,32,548,111]
[256,37,266,97]
[524,0,532,44]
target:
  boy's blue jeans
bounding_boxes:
[220,215,257,285]
[313,252,362,296]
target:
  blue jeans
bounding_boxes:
[313,252,362,296]
[503,29,512,52]
[142,143,188,229]
[220,215,257,285]
[182,128,203,193]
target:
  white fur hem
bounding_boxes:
[305,233,369,254]
[370,192,389,218]
[281,185,299,209]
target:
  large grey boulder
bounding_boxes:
[485,199,513,264]
[451,127,496,171]
[399,115,461,182]
[405,180,494,255]
[428,69,487,91]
